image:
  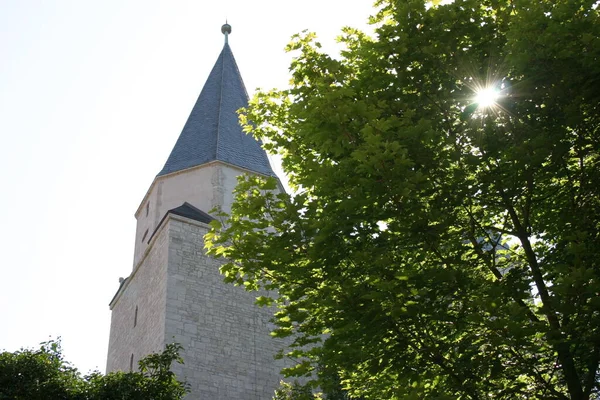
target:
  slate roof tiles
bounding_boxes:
[158,43,275,177]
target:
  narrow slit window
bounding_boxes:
[146,202,149,217]
[141,229,149,243]
[129,353,134,371]
[134,305,138,328]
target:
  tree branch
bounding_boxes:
[462,205,540,323]
[507,347,569,400]
[583,343,600,399]
[394,322,482,400]
[501,191,584,399]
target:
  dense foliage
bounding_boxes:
[207,0,600,399]
[0,341,187,400]
[274,381,321,400]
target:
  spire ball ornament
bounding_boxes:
[221,23,232,35]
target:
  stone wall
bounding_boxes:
[106,222,169,373]
[108,211,291,399]
[165,215,289,400]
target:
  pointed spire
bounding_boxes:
[157,27,275,178]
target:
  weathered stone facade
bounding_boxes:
[108,211,288,399]
[165,216,288,399]
[107,221,169,373]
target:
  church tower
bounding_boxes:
[106,24,287,399]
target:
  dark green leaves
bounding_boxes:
[207,0,600,398]
[0,341,187,400]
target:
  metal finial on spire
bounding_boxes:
[221,22,231,44]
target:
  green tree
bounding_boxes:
[0,340,187,400]
[0,340,82,400]
[273,381,321,400]
[206,0,600,399]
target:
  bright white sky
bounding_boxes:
[0,0,375,373]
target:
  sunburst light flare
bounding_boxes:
[474,86,500,108]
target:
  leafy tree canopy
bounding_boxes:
[0,340,187,400]
[273,381,322,400]
[207,0,600,399]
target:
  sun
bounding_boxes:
[474,86,500,108]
